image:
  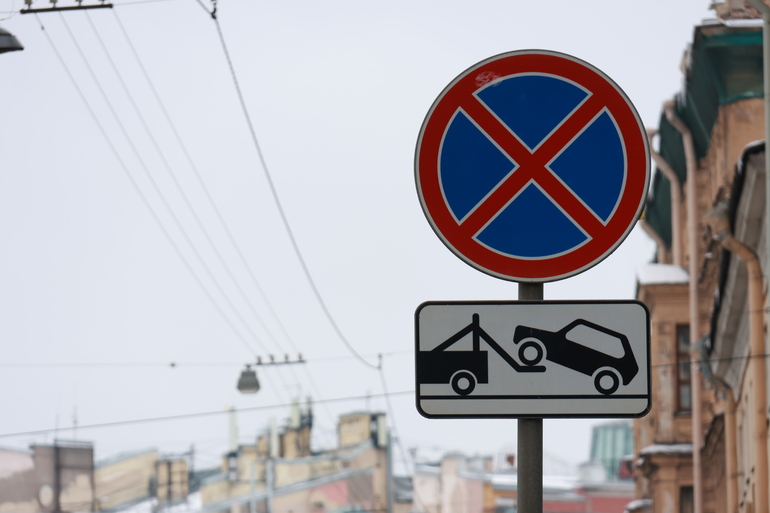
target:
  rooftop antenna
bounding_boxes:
[228,406,238,453]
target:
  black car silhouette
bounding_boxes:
[513,319,638,395]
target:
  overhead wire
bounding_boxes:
[5,345,770,371]
[68,2,385,455]
[107,6,376,460]
[206,0,379,371]
[377,357,424,505]
[34,1,385,465]
[0,350,412,368]
[0,389,413,439]
[54,11,289,375]
[83,10,287,361]
[106,8,347,437]
[107,9,311,399]
[110,8,298,356]
[32,13,259,361]
[4,346,753,371]
[40,9,316,409]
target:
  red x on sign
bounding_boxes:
[415,50,650,282]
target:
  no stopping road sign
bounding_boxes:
[415,50,650,282]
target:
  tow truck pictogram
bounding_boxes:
[416,314,545,396]
[418,314,639,396]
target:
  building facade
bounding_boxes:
[0,441,96,513]
[633,3,768,513]
[198,408,393,513]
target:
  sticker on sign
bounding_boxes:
[415,300,650,418]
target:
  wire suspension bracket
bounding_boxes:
[22,0,113,14]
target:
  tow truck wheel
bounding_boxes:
[518,340,544,366]
[451,371,476,396]
[594,369,620,395]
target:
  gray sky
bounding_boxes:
[1,0,712,472]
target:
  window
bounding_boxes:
[676,325,692,412]
[680,486,694,513]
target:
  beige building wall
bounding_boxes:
[0,448,38,513]
[634,49,767,513]
[95,449,157,510]
[702,415,727,513]
[735,367,765,511]
[412,467,441,513]
[156,458,189,503]
[338,413,374,448]
[647,456,693,513]
[200,410,391,513]
[636,280,691,451]
[0,443,95,513]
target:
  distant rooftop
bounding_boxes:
[96,448,157,469]
[0,445,32,455]
[639,443,693,456]
[636,263,689,286]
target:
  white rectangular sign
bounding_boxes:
[415,301,650,418]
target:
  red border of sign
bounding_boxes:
[415,50,650,282]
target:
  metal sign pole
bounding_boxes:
[517,282,543,513]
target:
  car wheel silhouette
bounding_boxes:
[518,340,545,366]
[451,371,477,396]
[594,369,620,395]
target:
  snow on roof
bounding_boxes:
[110,492,201,513]
[96,448,156,469]
[0,445,32,455]
[636,264,689,286]
[719,19,764,29]
[491,473,578,491]
[639,443,693,456]
[414,463,440,476]
[624,498,653,512]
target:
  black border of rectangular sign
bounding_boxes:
[415,300,651,419]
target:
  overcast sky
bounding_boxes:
[0,0,713,473]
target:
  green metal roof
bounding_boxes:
[645,23,763,250]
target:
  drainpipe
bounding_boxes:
[717,383,739,513]
[705,200,768,513]
[664,100,704,513]
[695,335,739,513]
[646,128,683,267]
[639,219,667,264]
[745,0,770,301]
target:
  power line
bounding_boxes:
[2,349,766,370]
[33,14,260,360]
[207,1,379,371]
[378,358,426,507]
[0,390,414,439]
[81,8,305,402]
[30,4,365,465]
[108,8,320,403]
[59,9,273,357]
[111,8,298,357]
[84,10,287,359]
[0,350,412,368]
[60,6,366,449]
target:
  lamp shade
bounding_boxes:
[0,26,23,54]
[237,366,260,393]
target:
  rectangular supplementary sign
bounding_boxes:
[415,300,650,419]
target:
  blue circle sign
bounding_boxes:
[415,50,650,282]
